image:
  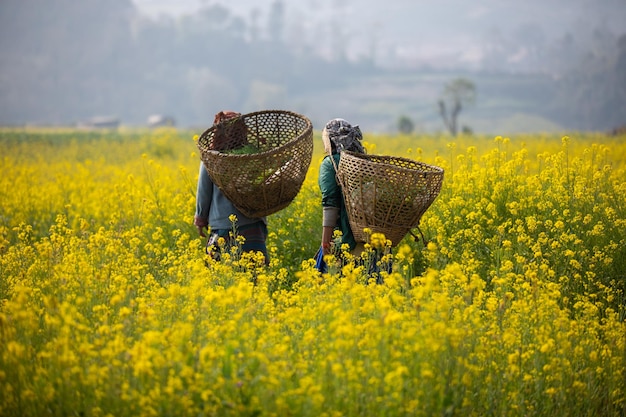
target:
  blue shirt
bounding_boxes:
[195,163,266,230]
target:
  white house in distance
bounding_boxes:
[147,114,176,127]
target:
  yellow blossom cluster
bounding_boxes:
[0,128,625,416]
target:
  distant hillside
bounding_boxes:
[134,0,626,73]
[1,0,624,133]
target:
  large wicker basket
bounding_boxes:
[197,110,313,218]
[337,151,444,246]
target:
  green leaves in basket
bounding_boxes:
[225,144,260,155]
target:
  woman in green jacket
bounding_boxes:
[318,118,366,258]
[315,118,391,281]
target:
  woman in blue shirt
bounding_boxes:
[194,111,269,264]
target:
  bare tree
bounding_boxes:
[438,78,476,136]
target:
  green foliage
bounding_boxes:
[397,115,415,134]
[224,144,261,155]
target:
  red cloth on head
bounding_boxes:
[210,111,248,151]
[213,111,241,124]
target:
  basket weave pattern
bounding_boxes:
[337,151,444,246]
[197,110,313,218]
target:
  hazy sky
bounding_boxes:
[2,0,623,129]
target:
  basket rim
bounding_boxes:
[339,150,444,174]
[198,109,313,159]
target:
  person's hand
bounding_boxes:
[322,241,332,255]
[194,216,208,237]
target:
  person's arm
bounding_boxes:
[321,223,336,255]
[194,163,213,237]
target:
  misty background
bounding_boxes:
[1,0,625,134]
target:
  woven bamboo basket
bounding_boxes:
[337,151,444,246]
[197,110,313,218]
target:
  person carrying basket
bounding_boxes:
[314,118,391,281]
[194,111,269,265]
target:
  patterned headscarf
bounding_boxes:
[322,118,365,155]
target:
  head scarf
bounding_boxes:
[322,118,365,155]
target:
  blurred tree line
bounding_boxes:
[0,0,375,127]
[0,0,624,131]
[547,32,626,131]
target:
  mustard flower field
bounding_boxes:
[1,127,625,416]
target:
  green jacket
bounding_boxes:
[318,154,357,250]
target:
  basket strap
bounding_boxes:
[328,151,339,172]
[329,151,349,190]
[408,225,428,247]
